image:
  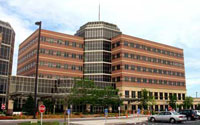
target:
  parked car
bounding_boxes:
[148,111,186,123]
[179,110,198,120]
[194,110,200,119]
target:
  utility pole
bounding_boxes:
[34,21,42,119]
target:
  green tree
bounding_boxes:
[169,94,177,109]
[183,96,193,109]
[140,89,154,110]
[43,99,54,114]
[22,95,35,115]
[197,104,200,110]
[66,78,122,112]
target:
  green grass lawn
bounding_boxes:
[18,121,59,125]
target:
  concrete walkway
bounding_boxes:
[69,116,147,125]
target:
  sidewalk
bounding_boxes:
[68,115,148,125]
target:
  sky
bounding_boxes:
[0,0,200,97]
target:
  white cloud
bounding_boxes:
[1,0,200,96]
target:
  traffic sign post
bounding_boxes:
[104,108,108,124]
[67,109,71,125]
[1,104,5,110]
[118,106,120,118]
[39,104,46,125]
[137,108,140,120]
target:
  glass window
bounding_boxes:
[116,41,120,47]
[130,43,134,48]
[155,92,158,99]
[165,93,168,100]
[64,52,69,57]
[131,77,135,82]
[72,53,76,58]
[64,64,68,69]
[137,66,141,71]
[72,42,76,47]
[130,54,134,59]
[40,48,45,54]
[138,91,141,98]
[57,39,63,44]
[79,43,83,48]
[117,53,120,58]
[125,64,129,70]
[124,76,129,82]
[124,53,129,58]
[124,41,129,46]
[71,65,76,70]
[125,91,129,98]
[56,63,61,68]
[132,91,136,98]
[117,65,120,70]
[48,50,54,55]
[131,65,135,70]
[137,78,141,83]
[56,51,61,56]
[65,41,69,46]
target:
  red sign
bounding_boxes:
[168,106,172,111]
[39,104,46,113]
[1,104,5,110]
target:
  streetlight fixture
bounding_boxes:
[34,21,42,119]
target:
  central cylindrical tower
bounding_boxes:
[75,21,121,84]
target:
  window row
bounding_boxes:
[85,41,111,51]
[40,48,83,60]
[18,49,37,64]
[41,36,83,48]
[19,37,37,54]
[0,26,14,45]
[0,45,10,60]
[124,90,185,100]
[84,63,111,74]
[38,74,72,79]
[85,75,111,82]
[85,52,111,62]
[112,41,183,58]
[0,60,9,75]
[85,28,120,39]
[112,53,184,68]
[112,76,185,86]
[39,61,83,71]
[112,64,184,77]
[17,62,35,74]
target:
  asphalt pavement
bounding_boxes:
[140,119,200,125]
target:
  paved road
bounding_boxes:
[139,119,200,125]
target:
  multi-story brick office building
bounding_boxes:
[17,29,83,79]
[16,21,186,112]
[111,34,186,111]
[0,20,15,105]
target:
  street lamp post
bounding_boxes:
[34,21,42,119]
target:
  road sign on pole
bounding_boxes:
[39,104,46,113]
[39,104,46,125]
[104,108,108,124]
[137,108,140,114]
[67,109,71,125]
[1,104,5,110]
[118,106,120,118]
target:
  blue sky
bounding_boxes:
[0,0,200,97]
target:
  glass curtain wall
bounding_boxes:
[75,21,121,83]
[0,20,15,105]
